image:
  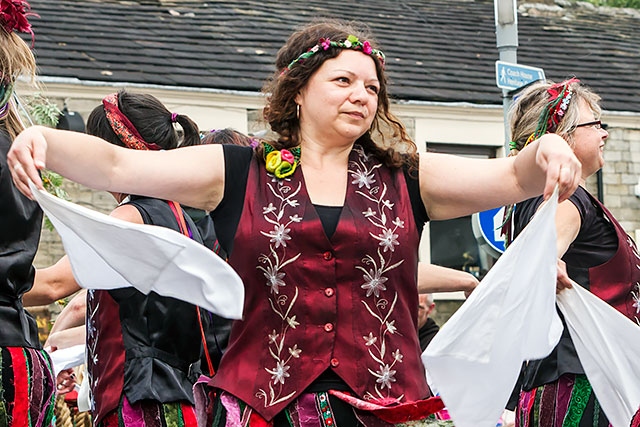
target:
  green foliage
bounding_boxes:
[586,0,640,7]
[24,93,62,128]
[22,94,70,231]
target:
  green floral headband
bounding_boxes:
[286,35,386,71]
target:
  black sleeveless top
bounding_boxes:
[513,186,617,389]
[109,197,203,402]
[0,130,43,348]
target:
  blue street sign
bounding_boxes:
[495,61,545,91]
[471,207,506,258]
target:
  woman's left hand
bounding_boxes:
[535,134,582,202]
[56,368,77,395]
[556,258,574,293]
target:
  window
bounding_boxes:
[424,143,499,281]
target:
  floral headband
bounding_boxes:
[0,0,38,44]
[286,34,386,71]
[102,93,162,151]
[521,77,580,147]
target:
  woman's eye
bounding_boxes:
[368,85,380,94]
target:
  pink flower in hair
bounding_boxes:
[0,0,35,32]
[0,0,38,44]
[362,40,372,55]
[320,37,331,50]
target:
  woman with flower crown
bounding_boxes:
[506,79,640,427]
[8,20,582,426]
[0,1,57,425]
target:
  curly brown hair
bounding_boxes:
[261,20,417,169]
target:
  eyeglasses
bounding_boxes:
[574,120,602,130]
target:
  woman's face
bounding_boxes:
[570,99,609,179]
[295,49,380,146]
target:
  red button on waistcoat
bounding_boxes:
[324,288,334,297]
[324,323,334,332]
[323,251,333,260]
[330,358,339,367]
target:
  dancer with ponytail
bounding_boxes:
[26,90,205,426]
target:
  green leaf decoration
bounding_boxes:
[23,94,68,231]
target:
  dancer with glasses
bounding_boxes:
[507,78,640,426]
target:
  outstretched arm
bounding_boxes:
[417,263,479,295]
[8,126,225,211]
[420,134,581,220]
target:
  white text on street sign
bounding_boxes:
[496,61,545,91]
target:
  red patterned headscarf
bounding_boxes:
[102,93,161,151]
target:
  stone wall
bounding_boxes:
[598,126,640,233]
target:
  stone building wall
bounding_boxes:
[598,127,640,234]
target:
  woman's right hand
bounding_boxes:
[7,125,49,199]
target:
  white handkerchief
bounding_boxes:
[31,181,244,319]
[423,189,563,427]
[557,284,640,427]
[47,344,86,377]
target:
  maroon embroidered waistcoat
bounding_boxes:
[210,145,429,420]
[587,194,640,321]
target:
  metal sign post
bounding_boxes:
[494,0,518,154]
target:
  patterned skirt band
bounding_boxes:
[0,347,56,427]
[515,374,610,427]
[96,396,197,427]
[210,391,448,427]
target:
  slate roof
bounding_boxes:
[23,0,640,113]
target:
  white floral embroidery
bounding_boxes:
[267,360,291,385]
[351,168,376,189]
[392,349,403,362]
[376,228,400,252]
[633,283,640,314]
[363,332,378,346]
[289,344,302,358]
[627,236,640,325]
[372,364,397,389]
[632,282,640,326]
[86,290,100,412]
[265,224,292,248]
[361,266,389,297]
[350,145,407,401]
[256,178,303,408]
